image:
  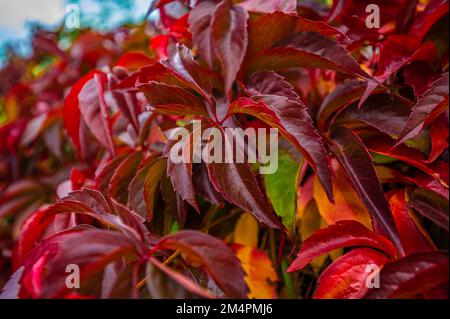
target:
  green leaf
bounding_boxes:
[264,150,302,234]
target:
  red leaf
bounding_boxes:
[375,36,437,82]
[235,0,297,13]
[335,94,412,138]
[287,220,397,272]
[330,127,403,252]
[314,248,389,299]
[164,123,203,212]
[206,131,282,229]
[395,73,449,147]
[426,113,448,163]
[146,257,213,299]
[77,72,116,156]
[13,208,55,270]
[155,230,248,298]
[317,79,388,131]
[387,190,435,255]
[230,71,333,201]
[409,188,449,232]
[365,251,449,298]
[212,0,249,95]
[408,0,449,42]
[63,70,102,150]
[22,229,136,298]
[245,11,343,60]
[364,134,447,184]
[138,81,208,116]
[108,151,143,204]
[247,31,371,79]
[168,44,223,97]
[115,51,153,70]
[188,1,217,69]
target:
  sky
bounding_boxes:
[0,0,151,63]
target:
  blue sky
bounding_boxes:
[0,0,152,63]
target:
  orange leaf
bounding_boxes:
[232,244,278,299]
[314,159,372,229]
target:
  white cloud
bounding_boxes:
[0,0,65,36]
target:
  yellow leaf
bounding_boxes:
[233,212,259,247]
[313,159,372,229]
[232,244,278,299]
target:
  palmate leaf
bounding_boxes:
[230,71,333,201]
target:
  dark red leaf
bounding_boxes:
[230,71,333,201]
[331,127,403,253]
[212,0,249,95]
[206,131,282,229]
[188,1,217,69]
[78,72,115,156]
[365,251,449,298]
[409,188,449,232]
[138,81,208,116]
[408,0,449,42]
[247,31,371,79]
[395,73,449,146]
[155,230,248,298]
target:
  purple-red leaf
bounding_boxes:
[230,71,333,201]
[395,73,449,146]
[247,31,371,79]
[212,0,249,95]
[155,230,248,298]
[78,72,115,156]
[365,251,449,299]
[331,127,403,253]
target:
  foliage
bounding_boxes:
[0,0,448,299]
